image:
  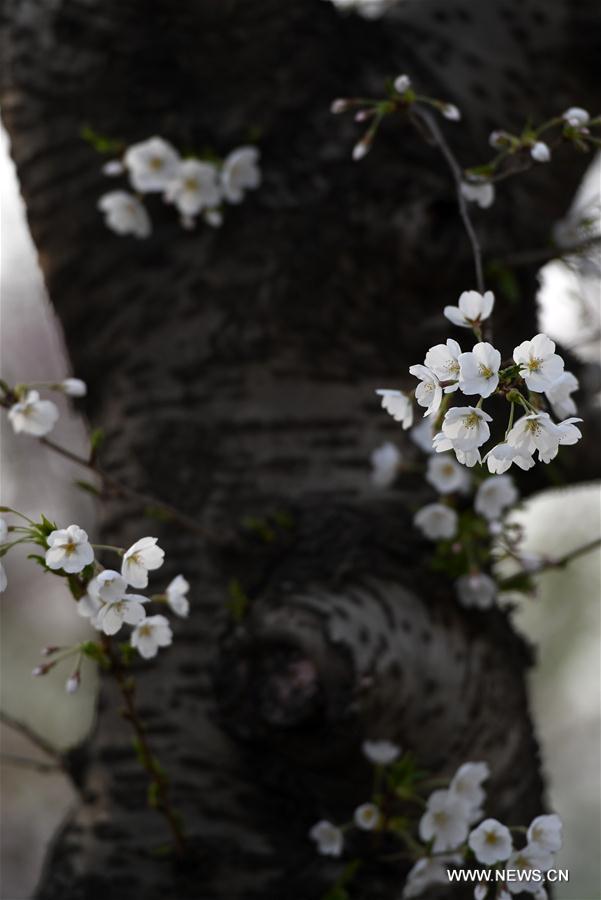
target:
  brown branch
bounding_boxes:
[412,106,485,296]
[497,234,601,269]
[0,751,62,774]
[0,709,62,762]
[545,536,601,570]
[103,638,187,857]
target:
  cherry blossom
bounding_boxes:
[513,334,564,392]
[485,443,535,474]
[458,342,501,398]
[461,180,495,209]
[98,191,151,239]
[426,455,471,494]
[402,857,459,898]
[164,159,221,217]
[469,818,513,865]
[45,525,94,574]
[440,407,492,453]
[444,290,494,330]
[362,739,400,765]
[408,365,443,417]
[527,814,563,854]
[474,475,519,521]
[411,417,435,454]
[8,390,59,437]
[309,820,344,857]
[449,761,489,820]
[91,571,149,635]
[414,503,458,540]
[124,137,181,193]
[166,574,190,617]
[131,614,173,659]
[60,378,87,397]
[455,573,497,609]
[530,142,551,163]
[121,537,165,589]
[376,389,414,428]
[424,339,462,391]
[563,107,590,128]
[394,74,411,94]
[442,104,461,121]
[353,803,381,830]
[418,789,470,852]
[221,147,261,204]
[505,845,554,894]
[506,413,560,461]
[370,442,402,488]
[545,371,578,419]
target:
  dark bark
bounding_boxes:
[1,0,599,897]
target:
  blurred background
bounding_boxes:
[1,115,599,900]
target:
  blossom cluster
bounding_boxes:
[97,136,261,237]
[378,290,581,474]
[309,740,563,900]
[0,511,191,691]
[463,106,600,210]
[331,73,461,162]
[3,378,87,438]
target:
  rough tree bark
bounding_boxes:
[1,0,599,898]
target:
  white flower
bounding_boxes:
[414,503,458,540]
[45,525,94,574]
[442,103,461,121]
[98,191,151,238]
[65,673,81,694]
[0,563,6,593]
[513,334,564,392]
[444,291,495,330]
[531,142,551,163]
[166,574,190,617]
[92,570,149,635]
[563,107,589,128]
[505,845,554,894]
[402,857,458,898]
[0,519,7,544]
[433,432,482,467]
[469,818,513,865]
[411,417,435,454]
[102,159,125,176]
[544,371,578,419]
[8,390,59,437]
[506,413,560,461]
[331,98,350,114]
[546,417,583,461]
[475,475,518,521]
[474,886,488,900]
[426,455,471,494]
[424,339,462,392]
[441,406,492,452]
[76,587,103,627]
[131,614,173,659]
[394,74,411,94]
[362,739,400,765]
[354,803,381,831]
[165,159,221,217]
[375,389,413,428]
[419,789,470,852]
[221,146,261,204]
[449,761,489,818]
[489,130,512,148]
[204,208,223,228]
[370,442,402,488]
[456,573,497,609]
[60,378,87,397]
[458,342,501,399]
[124,137,180,193]
[527,814,562,854]
[461,180,495,209]
[121,537,165,588]
[485,443,535,474]
[309,820,343,857]
[408,366,443,418]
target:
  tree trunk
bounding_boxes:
[1,1,599,897]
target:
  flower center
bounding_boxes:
[463,413,480,429]
[433,811,448,827]
[484,831,499,845]
[184,178,199,192]
[63,541,77,555]
[528,357,542,372]
[138,624,152,637]
[479,364,494,378]
[149,156,164,171]
[525,420,541,435]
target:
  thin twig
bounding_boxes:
[544,536,601,571]
[103,638,187,857]
[412,107,485,295]
[0,709,62,761]
[0,752,62,774]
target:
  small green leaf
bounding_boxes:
[81,125,124,155]
[74,479,101,497]
[226,578,249,622]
